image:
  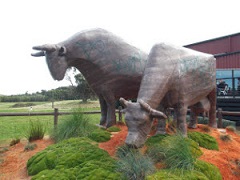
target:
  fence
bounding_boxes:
[0,107,239,128]
[0,107,123,128]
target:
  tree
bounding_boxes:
[75,73,96,102]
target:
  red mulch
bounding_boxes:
[0,124,239,180]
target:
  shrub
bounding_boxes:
[24,143,37,151]
[200,125,211,133]
[9,138,20,146]
[147,160,222,180]
[116,145,155,180]
[88,128,111,142]
[27,138,122,179]
[188,131,219,150]
[25,120,46,142]
[226,125,236,132]
[107,126,121,132]
[220,134,232,142]
[194,160,222,180]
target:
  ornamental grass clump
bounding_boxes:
[51,109,111,143]
[25,120,46,142]
[116,145,155,180]
[155,133,198,171]
[51,109,94,142]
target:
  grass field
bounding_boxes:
[0,100,103,144]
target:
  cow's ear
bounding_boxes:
[150,109,167,119]
[119,98,129,108]
[59,46,67,56]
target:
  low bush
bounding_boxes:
[107,126,121,132]
[88,128,111,142]
[9,138,20,146]
[147,160,222,180]
[24,143,37,151]
[200,124,211,133]
[220,134,232,142]
[188,131,219,150]
[25,120,46,142]
[27,138,122,179]
[226,125,236,132]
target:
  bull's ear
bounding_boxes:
[59,46,67,56]
[150,109,167,119]
[119,97,129,107]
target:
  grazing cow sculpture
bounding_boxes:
[31,28,148,128]
[120,43,217,148]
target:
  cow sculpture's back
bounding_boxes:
[120,43,217,148]
[32,29,148,127]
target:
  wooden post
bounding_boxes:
[118,106,122,122]
[217,108,223,128]
[54,108,59,129]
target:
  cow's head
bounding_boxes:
[120,98,167,148]
[31,44,68,80]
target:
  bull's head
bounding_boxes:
[120,97,167,148]
[31,44,68,80]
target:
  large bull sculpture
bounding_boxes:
[120,43,217,148]
[31,28,147,128]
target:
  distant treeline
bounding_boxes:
[0,86,97,102]
[0,73,98,102]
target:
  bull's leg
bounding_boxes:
[99,96,107,126]
[208,88,217,128]
[188,110,198,129]
[155,118,166,135]
[175,103,188,136]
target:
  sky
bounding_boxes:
[0,0,239,95]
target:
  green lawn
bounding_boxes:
[0,100,102,144]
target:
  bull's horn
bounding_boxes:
[32,44,56,52]
[31,51,45,57]
[139,99,167,119]
[119,97,129,107]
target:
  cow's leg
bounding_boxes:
[99,96,107,126]
[103,93,116,128]
[188,110,198,129]
[208,88,217,128]
[155,118,166,135]
[175,103,188,136]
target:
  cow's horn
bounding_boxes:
[32,44,56,52]
[119,97,129,107]
[138,99,151,112]
[139,99,167,118]
[31,51,45,57]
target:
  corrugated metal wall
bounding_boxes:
[185,33,240,69]
[216,53,240,69]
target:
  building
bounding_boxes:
[185,33,240,97]
[185,33,240,123]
